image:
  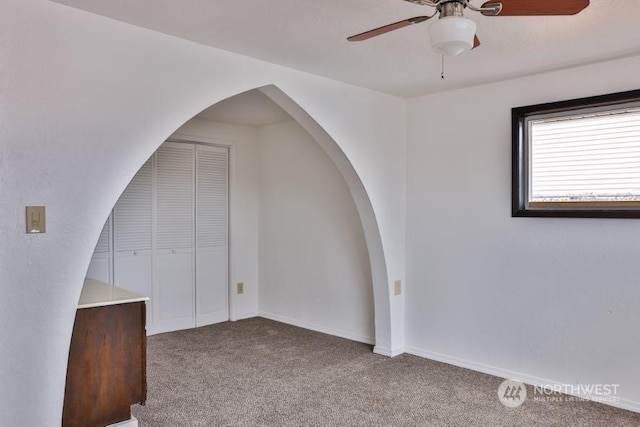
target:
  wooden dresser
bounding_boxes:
[63,279,149,427]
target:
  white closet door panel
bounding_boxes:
[155,252,194,333]
[196,146,227,249]
[114,159,153,252]
[156,143,194,250]
[196,247,227,327]
[114,253,153,329]
[86,255,111,284]
[195,145,228,327]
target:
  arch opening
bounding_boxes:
[85,84,391,349]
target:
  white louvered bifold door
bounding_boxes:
[113,158,154,327]
[86,141,229,335]
[86,213,113,284]
[154,142,196,334]
[195,145,229,327]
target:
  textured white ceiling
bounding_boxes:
[51,0,640,97]
[195,90,292,127]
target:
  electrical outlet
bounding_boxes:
[394,280,402,296]
[237,282,244,294]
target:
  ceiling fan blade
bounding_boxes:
[473,35,480,49]
[481,0,589,16]
[347,16,432,42]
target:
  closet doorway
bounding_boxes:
[87,141,229,335]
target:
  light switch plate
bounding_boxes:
[394,280,402,296]
[237,282,244,294]
[26,206,46,234]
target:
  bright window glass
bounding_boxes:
[528,106,640,205]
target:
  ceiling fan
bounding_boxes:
[348,0,590,56]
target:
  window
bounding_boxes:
[512,89,640,218]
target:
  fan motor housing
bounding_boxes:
[439,1,466,18]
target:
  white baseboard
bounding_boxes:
[146,312,259,335]
[373,345,405,358]
[405,346,640,414]
[259,311,375,345]
[196,310,228,327]
[230,311,259,322]
[148,317,197,336]
[108,416,138,427]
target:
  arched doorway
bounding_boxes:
[90,85,391,348]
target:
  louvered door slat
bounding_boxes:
[196,147,227,248]
[156,143,194,250]
[114,159,153,252]
[94,215,111,254]
[87,212,113,284]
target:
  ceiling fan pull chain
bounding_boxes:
[441,54,446,80]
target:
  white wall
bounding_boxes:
[259,86,405,356]
[258,120,374,343]
[170,118,260,320]
[406,55,640,410]
[0,0,406,424]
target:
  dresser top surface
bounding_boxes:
[79,278,149,309]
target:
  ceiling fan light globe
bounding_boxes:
[429,16,477,56]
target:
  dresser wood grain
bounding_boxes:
[63,301,146,427]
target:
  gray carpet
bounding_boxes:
[132,318,640,426]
